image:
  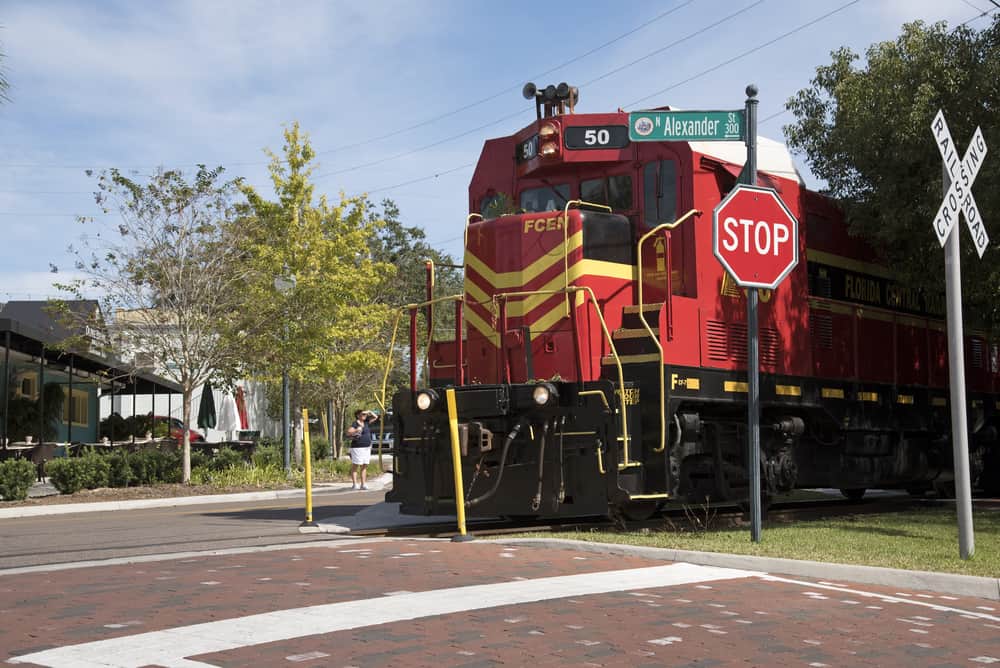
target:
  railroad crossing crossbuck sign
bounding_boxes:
[931,109,989,257]
[713,184,799,290]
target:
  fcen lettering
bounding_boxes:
[523,215,566,233]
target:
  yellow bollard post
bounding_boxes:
[446,388,474,541]
[300,408,318,529]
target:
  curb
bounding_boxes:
[0,473,393,519]
[495,537,1000,601]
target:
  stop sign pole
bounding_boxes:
[712,85,800,542]
[743,85,762,544]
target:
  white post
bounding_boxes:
[942,162,975,560]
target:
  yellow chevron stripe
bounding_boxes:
[465,260,632,320]
[465,308,499,346]
[465,230,583,288]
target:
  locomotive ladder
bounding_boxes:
[635,208,702,458]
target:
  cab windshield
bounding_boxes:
[519,184,570,213]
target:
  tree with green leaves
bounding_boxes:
[231,123,394,464]
[56,166,254,482]
[364,198,465,396]
[784,17,999,328]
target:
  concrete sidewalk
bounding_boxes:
[0,472,394,519]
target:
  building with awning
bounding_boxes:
[0,301,183,446]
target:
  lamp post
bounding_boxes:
[274,270,296,475]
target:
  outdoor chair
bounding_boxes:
[29,443,56,482]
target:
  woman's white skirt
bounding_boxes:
[350,446,372,465]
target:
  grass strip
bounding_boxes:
[532,506,1000,578]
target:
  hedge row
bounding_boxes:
[2,439,339,500]
[43,446,254,495]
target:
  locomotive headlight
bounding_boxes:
[415,389,439,412]
[532,382,558,406]
[537,122,559,158]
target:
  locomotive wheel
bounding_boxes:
[839,488,866,502]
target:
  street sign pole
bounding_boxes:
[743,85,761,543]
[943,162,975,560]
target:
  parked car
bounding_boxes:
[367,416,394,452]
[152,416,205,444]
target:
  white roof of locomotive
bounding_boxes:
[689,135,805,185]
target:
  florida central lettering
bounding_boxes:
[721,217,790,256]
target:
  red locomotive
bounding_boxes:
[386,83,1000,520]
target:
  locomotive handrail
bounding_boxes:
[380,294,465,399]
[636,208,702,455]
[578,389,611,475]
[464,213,482,251]
[494,284,634,468]
[562,200,613,316]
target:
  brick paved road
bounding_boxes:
[2,539,997,667]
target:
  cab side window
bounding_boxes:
[580,175,632,212]
[643,160,678,225]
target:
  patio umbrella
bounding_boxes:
[217,393,240,433]
[235,386,249,430]
[197,382,217,432]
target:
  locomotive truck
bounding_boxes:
[384,83,1000,520]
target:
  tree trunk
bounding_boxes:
[327,399,335,460]
[182,390,193,483]
[292,379,302,466]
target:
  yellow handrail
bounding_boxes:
[464,213,482,251]
[495,284,631,467]
[579,389,611,475]
[635,208,701,454]
[378,294,465,412]
[561,200,612,316]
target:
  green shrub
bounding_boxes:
[311,458,353,478]
[77,449,110,489]
[128,448,182,484]
[0,458,37,501]
[190,449,208,471]
[192,462,287,487]
[252,443,282,469]
[309,437,330,460]
[46,458,86,494]
[106,451,133,488]
[211,447,244,472]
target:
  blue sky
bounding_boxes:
[1,0,994,300]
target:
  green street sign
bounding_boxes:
[629,110,744,142]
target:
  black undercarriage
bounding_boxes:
[386,368,1000,519]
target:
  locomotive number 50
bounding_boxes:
[584,128,611,146]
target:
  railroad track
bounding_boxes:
[350,493,945,539]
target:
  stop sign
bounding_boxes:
[713,184,799,289]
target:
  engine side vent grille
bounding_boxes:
[759,327,779,367]
[729,324,747,364]
[809,310,834,350]
[971,338,984,368]
[706,320,728,360]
